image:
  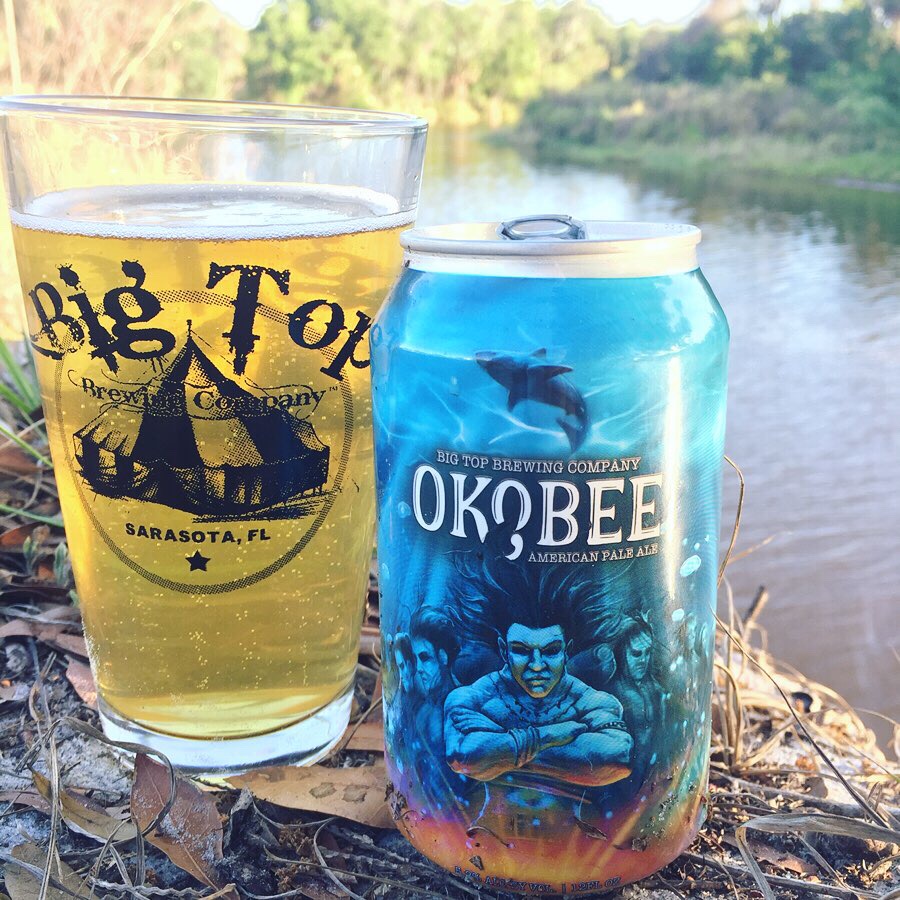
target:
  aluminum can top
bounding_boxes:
[401,215,701,278]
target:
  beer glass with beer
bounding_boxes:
[0,97,426,773]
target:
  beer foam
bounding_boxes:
[10,183,415,241]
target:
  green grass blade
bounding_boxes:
[0,501,63,527]
[0,336,41,411]
[0,420,52,467]
[0,379,35,419]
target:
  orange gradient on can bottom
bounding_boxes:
[387,749,708,894]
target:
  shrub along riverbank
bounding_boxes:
[517,77,900,187]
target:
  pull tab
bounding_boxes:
[498,214,587,241]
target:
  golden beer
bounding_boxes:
[11,184,408,745]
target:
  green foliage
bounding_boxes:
[526,76,900,148]
[244,0,622,125]
[0,338,40,421]
[159,3,248,100]
[0,337,51,469]
[629,3,897,98]
[521,75,900,183]
[520,2,898,185]
[243,3,336,105]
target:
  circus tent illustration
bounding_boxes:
[74,336,330,516]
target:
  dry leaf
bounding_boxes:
[4,842,88,900]
[735,811,900,900]
[344,720,385,753]
[0,790,51,814]
[0,684,28,702]
[34,560,56,582]
[295,883,344,900]
[805,775,828,799]
[41,631,87,658]
[131,754,231,894]
[2,583,69,602]
[0,620,44,640]
[0,445,39,476]
[574,819,609,840]
[229,762,393,829]
[0,523,40,548]
[32,605,81,625]
[65,658,97,709]
[32,771,137,843]
[0,621,88,657]
[722,833,816,876]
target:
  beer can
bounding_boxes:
[370,215,728,894]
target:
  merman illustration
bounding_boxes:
[437,557,633,844]
[444,619,632,788]
[475,348,588,451]
[441,557,633,789]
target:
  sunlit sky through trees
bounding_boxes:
[213,0,843,30]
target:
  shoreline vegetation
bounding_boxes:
[511,129,899,193]
[505,0,899,191]
[532,143,898,193]
[513,120,900,191]
[512,77,899,189]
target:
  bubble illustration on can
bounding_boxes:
[372,216,729,893]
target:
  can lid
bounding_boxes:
[401,217,701,278]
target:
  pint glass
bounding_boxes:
[0,97,426,773]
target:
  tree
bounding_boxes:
[244,2,336,104]
[244,0,620,125]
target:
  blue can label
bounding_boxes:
[373,270,727,892]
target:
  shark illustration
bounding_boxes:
[476,349,589,451]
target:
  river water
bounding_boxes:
[417,130,900,739]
